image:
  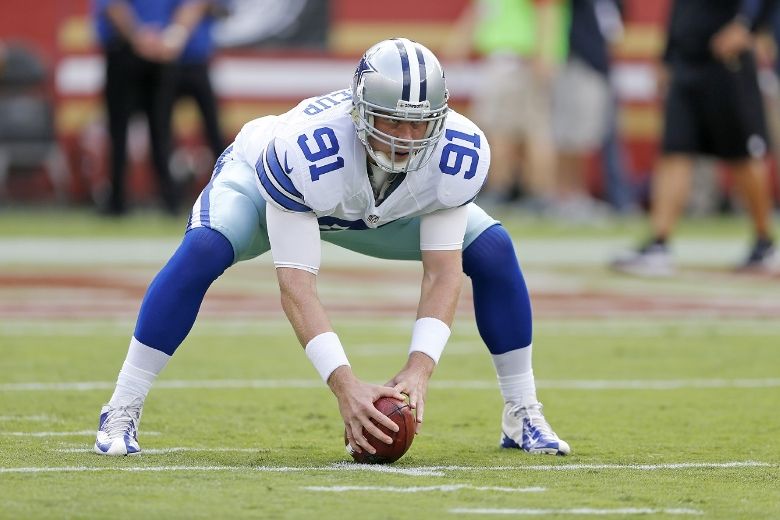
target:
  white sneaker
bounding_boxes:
[500,402,571,456]
[610,243,674,277]
[736,239,778,273]
[94,398,143,456]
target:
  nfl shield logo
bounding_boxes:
[367,214,380,224]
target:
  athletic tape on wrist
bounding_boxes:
[305,331,350,382]
[409,317,451,364]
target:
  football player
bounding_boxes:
[94,38,570,457]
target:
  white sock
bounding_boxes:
[108,337,171,407]
[491,345,538,406]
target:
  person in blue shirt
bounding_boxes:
[93,0,212,215]
[172,1,228,164]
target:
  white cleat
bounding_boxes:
[94,398,143,456]
[500,402,571,456]
[610,243,674,277]
[736,239,777,273]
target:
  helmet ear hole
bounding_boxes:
[351,38,449,173]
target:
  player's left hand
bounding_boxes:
[386,352,435,433]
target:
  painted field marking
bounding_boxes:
[0,415,52,421]
[0,461,773,476]
[425,461,773,471]
[2,430,160,437]
[0,236,755,266]
[3,378,780,392]
[304,485,546,493]
[5,318,780,337]
[450,507,703,516]
[55,447,262,454]
[0,466,441,476]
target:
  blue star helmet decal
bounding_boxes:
[354,54,376,86]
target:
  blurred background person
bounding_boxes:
[550,0,629,221]
[170,0,229,174]
[94,0,213,216]
[756,1,780,197]
[446,0,569,211]
[597,0,637,215]
[612,0,779,275]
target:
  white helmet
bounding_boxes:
[351,38,449,173]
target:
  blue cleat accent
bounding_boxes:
[500,402,570,456]
[93,398,143,456]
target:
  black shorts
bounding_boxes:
[662,52,768,161]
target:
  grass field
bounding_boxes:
[1,209,779,519]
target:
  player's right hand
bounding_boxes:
[327,366,405,455]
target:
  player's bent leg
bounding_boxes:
[96,159,271,456]
[463,222,570,456]
[462,222,531,353]
[134,227,235,354]
[94,227,235,456]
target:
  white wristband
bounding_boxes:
[409,317,451,364]
[305,332,350,383]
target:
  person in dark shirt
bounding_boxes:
[612,0,779,275]
[94,0,212,216]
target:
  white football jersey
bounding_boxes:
[233,89,490,231]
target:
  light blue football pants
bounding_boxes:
[187,159,497,263]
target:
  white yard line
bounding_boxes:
[450,507,703,516]
[0,415,53,421]
[304,485,546,493]
[2,431,160,437]
[0,461,773,475]
[5,318,780,337]
[0,465,442,476]
[426,461,773,471]
[0,237,751,267]
[55,447,261,454]
[3,378,780,392]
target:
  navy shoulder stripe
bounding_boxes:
[264,139,302,198]
[255,156,310,213]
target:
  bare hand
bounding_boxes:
[132,27,166,62]
[386,352,435,432]
[711,19,752,65]
[328,366,405,455]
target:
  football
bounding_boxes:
[345,395,416,464]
